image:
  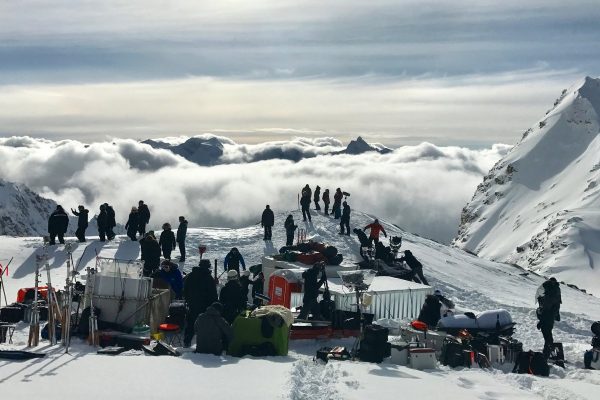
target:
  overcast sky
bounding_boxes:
[0,0,598,146]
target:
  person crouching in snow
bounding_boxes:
[155,260,183,299]
[194,302,233,355]
[219,270,247,324]
[364,218,387,246]
[159,222,176,260]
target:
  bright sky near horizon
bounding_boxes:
[0,0,598,146]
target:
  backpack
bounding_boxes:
[512,351,549,376]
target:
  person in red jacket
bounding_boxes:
[363,219,387,246]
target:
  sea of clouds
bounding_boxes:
[0,136,510,243]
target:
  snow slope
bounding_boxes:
[2,209,600,399]
[454,76,600,295]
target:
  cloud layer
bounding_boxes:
[0,136,510,243]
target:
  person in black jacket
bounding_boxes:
[339,201,351,235]
[300,184,312,222]
[298,262,327,320]
[322,189,330,215]
[71,205,88,242]
[48,205,69,245]
[139,232,161,276]
[313,185,321,211]
[536,278,562,358]
[159,222,176,260]
[261,205,275,241]
[176,216,188,262]
[284,214,297,246]
[224,247,246,273]
[124,207,139,241]
[418,294,442,328]
[183,259,218,347]
[398,250,428,285]
[97,204,109,242]
[219,270,247,324]
[104,203,116,240]
[137,200,151,236]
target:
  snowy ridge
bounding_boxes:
[454,76,600,295]
[2,209,600,399]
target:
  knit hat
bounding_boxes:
[227,270,239,280]
[433,289,442,296]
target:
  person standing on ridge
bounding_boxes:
[224,247,246,273]
[536,277,562,358]
[261,205,275,241]
[284,214,297,246]
[332,188,343,219]
[124,207,139,241]
[137,200,151,236]
[339,201,351,235]
[322,189,330,215]
[140,232,161,276]
[300,184,312,222]
[364,218,387,246]
[313,185,321,211]
[176,216,188,262]
[71,205,88,242]
[97,204,109,242]
[104,203,116,240]
[48,205,69,245]
[159,222,176,260]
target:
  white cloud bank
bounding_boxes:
[0,136,510,243]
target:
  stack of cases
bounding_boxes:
[359,325,391,363]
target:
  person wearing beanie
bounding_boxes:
[183,259,218,347]
[219,270,247,324]
[194,301,234,355]
[155,260,184,299]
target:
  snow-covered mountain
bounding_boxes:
[0,179,61,236]
[143,136,224,166]
[454,76,600,295]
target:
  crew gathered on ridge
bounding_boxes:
[41,187,578,367]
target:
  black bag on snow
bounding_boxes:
[441,338,471,368]
[364,324,389,343]
[166,301,186,326]
[0,306,24,323]
[359,324,390,363]
[323,246,338,259]
[512,351,550,376]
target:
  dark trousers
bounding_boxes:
[314,200,320,210]
[263,226,272,240]
[98,229,107,242]
[540,321,554,358]
[333,203,341,219]
[162,247,173,260]
[368,236,380,246]
[143,261,159,277]
[75,227,86,242]
[286,233,294,246]
[184,306,202,345]
[298,295,321,320]
[178,240,186,260]
[138,223,147,236]
[324,202,329,215]
[339,219,350,235]
[107,227,115,240]
[302,205,311,221]
[49,232,65,245]
[127,230,137,241]
[411,267,429,285]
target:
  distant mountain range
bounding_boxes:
[142,136,392,165]
[454,76,600,295]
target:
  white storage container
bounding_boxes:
[409,348,436,370]
[487,344,505,365]
[390,343,409,366]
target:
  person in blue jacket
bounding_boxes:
[224,247,246,273]
[156,260,184,299]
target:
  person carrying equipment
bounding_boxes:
[398,250,429,285]
[363,219,387,246]
[297,262,327,320]
[536,277,562,358]
[183,259,218,347]
[261,205,275,241]
[224,247,246,273]
[194,302,233,355]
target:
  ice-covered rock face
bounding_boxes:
[454,76,600,295]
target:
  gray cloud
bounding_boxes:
[0,136,510,243]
